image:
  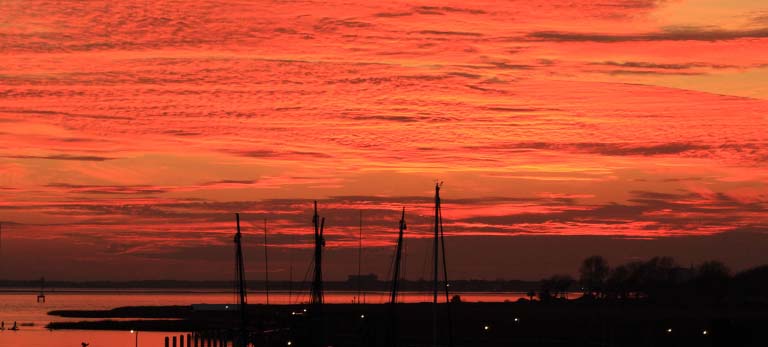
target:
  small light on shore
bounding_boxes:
[703,330,708,335]
[483,325,490,331]
[287,341,292,346]
[130,330,135,334]
[514,318,520,322]
[667,328,672,333]
[360,314,365,319]
[225,305,229,309]
[303,308,307,313]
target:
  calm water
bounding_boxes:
[0,290,527,347]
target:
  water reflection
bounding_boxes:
[0,329,175,347]
[0,291,528,346]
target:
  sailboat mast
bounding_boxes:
[358,210,362,304]
[390,207,406,304]
[264,219,270,305]
[0,223,3,279]
[439,194,454,347]
[234,213,248,336]
[389,208,407,347]
[311,201,325,305]
[432,184,440,346]
[310,201,326,347]
[288,234,293,305]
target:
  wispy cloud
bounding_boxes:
[5,154,115,161]
[528,27,768,42]
[591,61,735,70]
[46,183,167,194]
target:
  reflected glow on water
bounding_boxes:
[0,329,173,347]
[0,291,528,346]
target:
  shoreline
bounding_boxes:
[43,301,768,346]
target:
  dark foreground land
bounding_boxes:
[48,300,768,347]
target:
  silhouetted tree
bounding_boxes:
[605,264,630,300]
[541,275,574,299]
[537,290,551,302]
[579,256,609,298]
[638,256,682,302]
[526,290,535,301]
[732,265,768,303]
[539,276,570,301]
[693,260,730,304]
[538,278,554,301]
[622,261,646,299]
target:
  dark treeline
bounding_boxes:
[538,255,768,306]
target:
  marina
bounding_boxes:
[2,186,765,346]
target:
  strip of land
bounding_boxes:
[47,301,767,346]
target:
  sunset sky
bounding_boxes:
[1,0,766,281]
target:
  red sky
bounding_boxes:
[0,0,766,281]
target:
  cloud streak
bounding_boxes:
[5,155,115,161]
[528,27,768,42]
